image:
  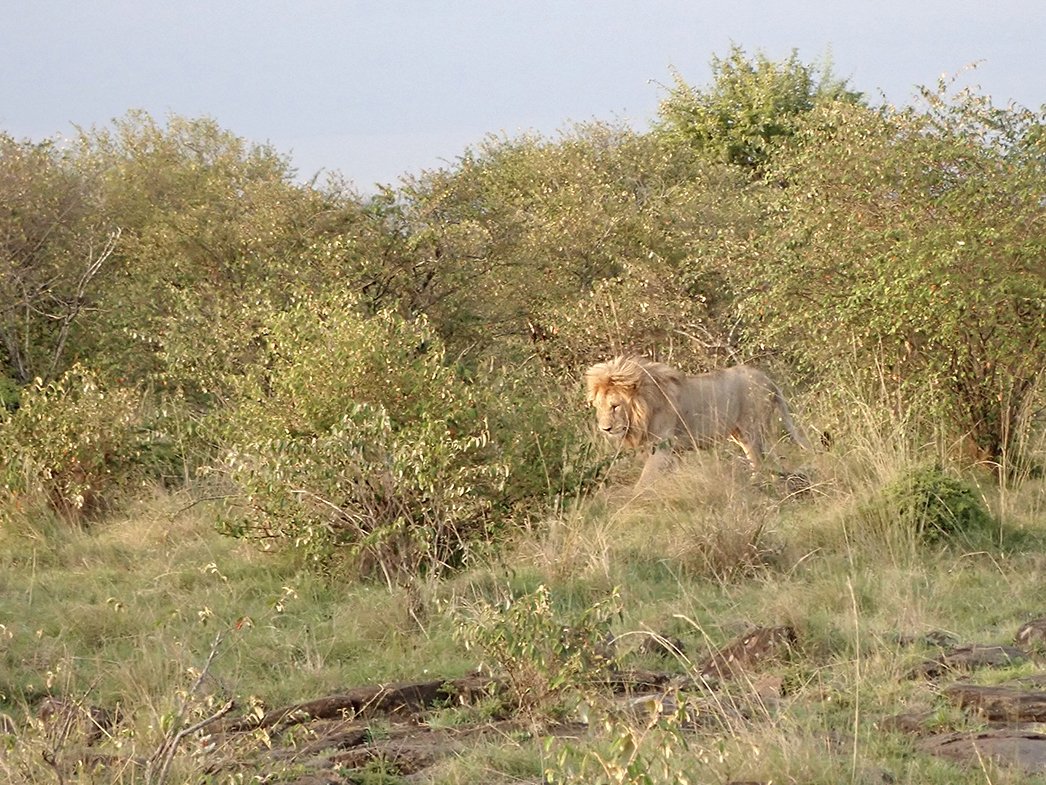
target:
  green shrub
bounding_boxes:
[454,584,620,720]
[216,293,592,578]
[0,375,19,410]
[882,464,994,542]
[476,366,602,513]
[216,295,505,576]
[738,88,1045,470]
[0,367,145,520]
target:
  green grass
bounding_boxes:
[0,490,472,722]
[0,435,1044,783]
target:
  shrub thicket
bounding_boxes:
[1,50,1042,574]
[0,367,145,519]
[737,87,1045,471]
[455,584,621,719]
[215,292,590,577]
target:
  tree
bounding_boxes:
[0,134,117,387]
[738,86,1045,472]
[657,45,862,174]
[73,112,371,400]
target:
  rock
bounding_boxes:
[1014,673,1046,689]
[943,680,1046,723]
[908,644,1028,679]
[699,625,797,681]
[892,630,961,649]
[878,710,936,735]
[604,668,678,694]
[1016,618,1046,652]
[921,730,1046,775]
[774,469,812,495]
[616,693,681,719]
[217,675,496,733]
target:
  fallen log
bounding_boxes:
[218,675,496,732]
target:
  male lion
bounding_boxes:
[585,355,809,487]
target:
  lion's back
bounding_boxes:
[675,365,775,443]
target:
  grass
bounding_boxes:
[1,422,1044,783]
[0,490,474,784]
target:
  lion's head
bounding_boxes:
[584,356,683,449]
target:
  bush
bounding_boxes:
[216,293,593,578]
[0,375,19,410]
[739,89,1046,471]
[0,367,145,520]
[454,584,620,720]
[882,464,994,543]
[216,295,502,576]
[537,267,718,374]
[475,365,602,513]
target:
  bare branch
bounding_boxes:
[146,631,226,785]
[44,228,120,381]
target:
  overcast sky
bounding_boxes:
[3,1,1043,190]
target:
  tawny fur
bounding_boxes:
[585,355,809,487]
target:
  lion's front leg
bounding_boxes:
[636,439,675,489]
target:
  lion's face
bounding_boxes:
[591,388,633,440]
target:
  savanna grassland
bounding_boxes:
[1,49,1044,784]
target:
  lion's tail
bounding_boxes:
[773,385,811,450]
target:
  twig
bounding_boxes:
[847,576,861,783]
[168,494,242,520]
[146,632,226,785]
[40,749,65,785]
[151,700,234,785]
[45,228,121,381]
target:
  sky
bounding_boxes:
[2,1,1043,191]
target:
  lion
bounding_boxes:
[585,355,810,487]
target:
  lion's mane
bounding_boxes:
[584,356,683,449]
